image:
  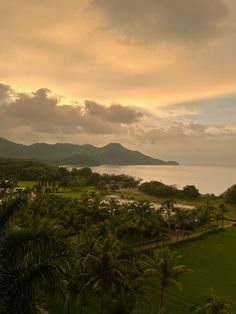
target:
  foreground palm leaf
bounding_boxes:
[0,196,27,232]
[0,197,74,314]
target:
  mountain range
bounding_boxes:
[0,137,178,166]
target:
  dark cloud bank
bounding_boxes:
[93,0,228,44]
[0,83,143,137]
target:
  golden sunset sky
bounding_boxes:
[1,0,236,164]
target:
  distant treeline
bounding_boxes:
[0,158,58,181]
[0,158,206,200]
[0,157,140,188]
[139,180,236,204]
[1,157,236,203]
[139,181,200,199]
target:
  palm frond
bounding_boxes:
[0,196,27,232]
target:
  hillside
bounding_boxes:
[0,138,178,166]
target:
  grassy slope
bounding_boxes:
[164,227,236,313]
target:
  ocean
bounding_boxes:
[86,164,236,195]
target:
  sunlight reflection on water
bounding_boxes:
[88,164,236,195]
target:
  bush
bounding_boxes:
[182,185,200,199]
[139,181,178,197]
[222,185,236,204]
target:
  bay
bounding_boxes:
[87,164,236,195]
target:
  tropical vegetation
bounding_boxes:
[0,159,235,313]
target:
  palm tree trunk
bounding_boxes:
[100,293,107,314]
[82,291,87,306]
[66,299,71,314]
[160,285,165,313]
[140,231,143,251]
[168,215,171,235]
[79,291,87,314]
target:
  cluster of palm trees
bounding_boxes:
[0,191,233,314]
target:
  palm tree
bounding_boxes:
[0,196,73,314]
[160,199,176,235]
[149,211,169,245]
[219,203,227,228]
[196,205,213,233]
[110,290,135,314]
[204,202,216,230]
[80,235,127,314]
[72,229,97,310]
[106,207,129,239]
[190,292,233,313]
[142,247,191,313]
[173,207,191,240]
[133,201,153,247]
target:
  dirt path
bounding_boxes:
[132,221,235,252]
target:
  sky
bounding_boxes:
[1,0,236,165]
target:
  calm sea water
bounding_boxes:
[88,164,236,195]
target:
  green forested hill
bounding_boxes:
[0,138,178,166]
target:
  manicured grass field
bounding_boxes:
[55,187,96,199]
[164,227,236,313]
[17,181,35,187]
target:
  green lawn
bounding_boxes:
[17,181,35,188]
[55,187,96,199]
[164,227,236,313]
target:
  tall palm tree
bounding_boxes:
[160,199,176,235]
[80,235,127,314]
[196,205,213,232]
[142,247,191,313]
[133,201,153,247]
[190,292,233,314]
[149,211,169,245]
[204,202,216,230]
[106,207,129,239]
[219,203,227,228]
[0,196,73,314]
[173,207,191,240]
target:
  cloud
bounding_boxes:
[0,0,235,107]
[0,84,13,102]
[93,0,228,44]
[1,83,236,165]
[84,100,143,123]
[138,122,236,143]
[133,122,236,164]
[0,84,143,138]
[162,93,236,124]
